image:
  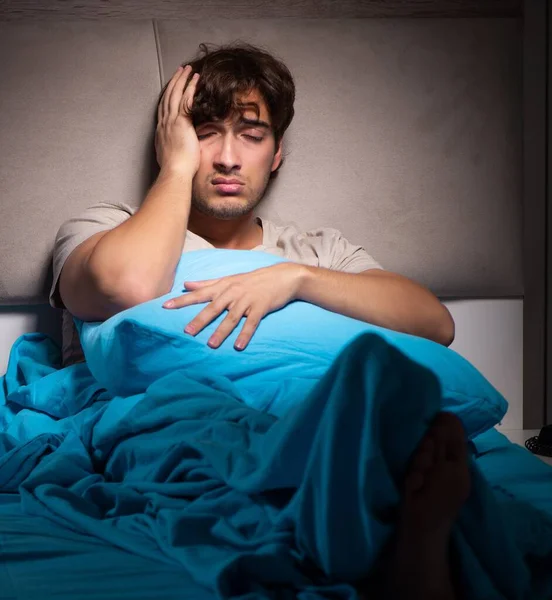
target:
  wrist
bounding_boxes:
[158,166,196,183]
[293,263,316,301]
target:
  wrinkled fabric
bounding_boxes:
[1,332,552,599]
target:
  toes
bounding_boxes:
[433,412,466,438]
[412,438,435,471]
[400,412,471,534]
[404,412,468,497]
[405,438,435,496]
[431,412,467,463]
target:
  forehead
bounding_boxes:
[209,88,272,127]
[237,89,269,118]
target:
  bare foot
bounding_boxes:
[401,411,471,534]
[388,411,471,599]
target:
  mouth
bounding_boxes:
[212,182,244,194]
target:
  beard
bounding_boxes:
[191,171,272,220]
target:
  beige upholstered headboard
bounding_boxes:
[0,16,522,303]
[1,1,542,426]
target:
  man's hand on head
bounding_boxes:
[162,262,306,350]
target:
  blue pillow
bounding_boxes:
[74,249,507,437]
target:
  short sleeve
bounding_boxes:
[49,201,135,309]
[303,227,384,274]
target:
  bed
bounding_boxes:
[1,1,551,598]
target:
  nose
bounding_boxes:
[213,133,241,173]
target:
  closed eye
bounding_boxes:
[197,133,263,142]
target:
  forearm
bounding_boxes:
[296,266,454,346]
[88,168,193,301]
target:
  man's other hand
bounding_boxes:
[162,262,305,350]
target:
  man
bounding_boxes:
[48,41,463,599]
[49,42,454,368]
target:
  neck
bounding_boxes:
[188,207,263,250]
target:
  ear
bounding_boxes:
[271,138,283,173]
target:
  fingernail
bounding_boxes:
[163,300,174,308]
[185,325,195,334]
[208,337,219,347]
[235,340,245,350]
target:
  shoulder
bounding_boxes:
[52,201,137,276]
[259,217,384,273]
[59,201,136,232]
[54,201,136,248]
[50,202,138,309]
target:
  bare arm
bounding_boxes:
[296,266,455,346]
[88,168,194,301]
[59,65,201,322]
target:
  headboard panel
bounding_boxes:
[0,17,522,304]
[0,20,161,305]
[160,18,523,298]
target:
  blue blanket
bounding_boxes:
[1,332,552,599]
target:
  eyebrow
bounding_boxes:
[200,118,272,131]
[240,118,271,130]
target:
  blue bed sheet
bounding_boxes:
[1,332,552,600]
[0,494,209,600]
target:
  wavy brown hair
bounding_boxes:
[158,41,296,180]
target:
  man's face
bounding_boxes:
[191,89,282,220]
